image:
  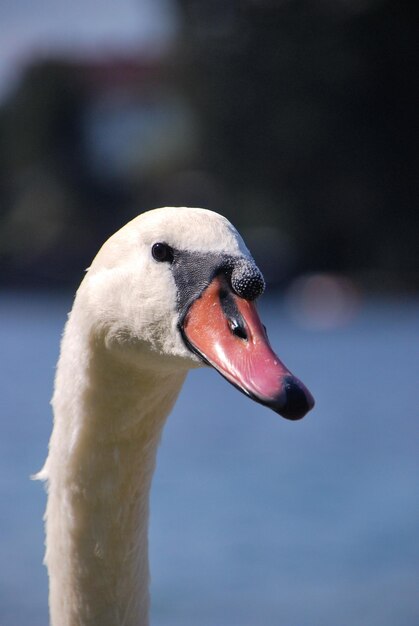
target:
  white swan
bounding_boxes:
[38,206,314,626]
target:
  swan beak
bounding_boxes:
[181,276,315,420]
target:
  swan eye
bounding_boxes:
[151,242,174,263]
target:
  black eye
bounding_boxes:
[151,242,174,263]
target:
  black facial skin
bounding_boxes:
[151,242,263,364]
[151,243,265,325]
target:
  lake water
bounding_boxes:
[0,291,418,625]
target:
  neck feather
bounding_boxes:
[41,314,186,626]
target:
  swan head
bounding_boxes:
[79,207,314,420]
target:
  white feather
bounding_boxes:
[38,207,252,626]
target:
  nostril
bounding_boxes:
[228,319,248,340]
[281,375,313,420]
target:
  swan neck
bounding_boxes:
[44,324,186,626]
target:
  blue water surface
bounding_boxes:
[0,291,418,625]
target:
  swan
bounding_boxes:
[37,206,314,626]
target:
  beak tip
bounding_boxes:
[270,376,315,421]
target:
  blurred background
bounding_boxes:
[1,0,418,290]
[0,1,418,625]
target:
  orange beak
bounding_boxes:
[181,275,314,420]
